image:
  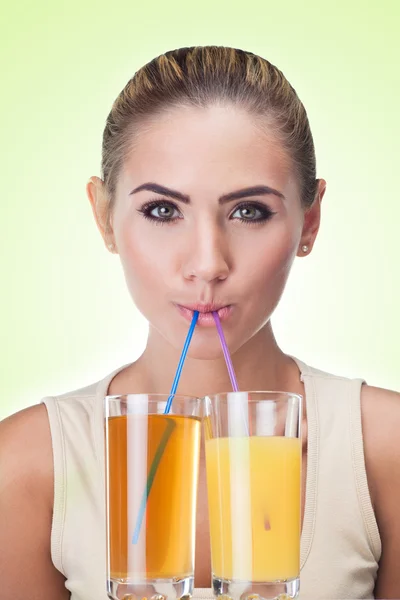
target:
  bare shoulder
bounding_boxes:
[361,384,400,505]
[362,382,400,432]
[361,384,400,599]
[1,404,53,483]
[361,384,400,465]
[361,383,400,407]
[0,404,70,599]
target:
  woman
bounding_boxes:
[0,46,399,600]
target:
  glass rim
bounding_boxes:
[104,393,202,402]
[205,390,303,402]
[105,391,302,402]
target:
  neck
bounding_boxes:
[129,321,299,398]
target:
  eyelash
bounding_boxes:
[137,199,276,226]
[137,200,182,226]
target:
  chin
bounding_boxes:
[183,332,242,361]
[186,344,226,361]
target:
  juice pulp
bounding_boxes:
[107,414,201,580]
[205,436,301,582]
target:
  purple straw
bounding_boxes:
[213,311,250,436]
[212,311,239,392]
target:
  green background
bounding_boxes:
[1,0,399,419]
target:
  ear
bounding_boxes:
[297,179,326,257]
[86,176,117,254]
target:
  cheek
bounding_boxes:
[236,223,299,291]
[115,218,174,297]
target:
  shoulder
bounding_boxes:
[361,383,400,412]
[0,404,53,502]
[0,375,106,495]
[47,364,129,404]
[361,384,400,494]
[0,405,71,597]
[0,403,53,470]
[292,357,364,384]
[53,380,101,401]
[0,404,54,557]
[361,384,400,462]
[360,385,400,597]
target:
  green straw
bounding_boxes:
[132,310,199,544]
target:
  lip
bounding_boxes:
[175,303,233,327]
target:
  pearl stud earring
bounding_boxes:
[301,245,309,253]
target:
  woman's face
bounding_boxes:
[109,104,312,358]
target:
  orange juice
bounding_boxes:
[107,414,201,580]
[205,436,301,582]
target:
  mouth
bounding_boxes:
[175,303,233,327]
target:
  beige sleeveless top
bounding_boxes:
[41,357,381,600]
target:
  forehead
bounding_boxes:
[118,104,299,200]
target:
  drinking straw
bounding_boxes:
[213,313,270,527]
[212,311,251,435]
[212,311,239,391]
[131,418,176,544]
[132,310,199,544]
[164,310,200,414]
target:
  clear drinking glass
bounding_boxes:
[105,394,203,600]
[204,391,302,600]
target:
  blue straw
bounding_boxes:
[131,418,176,544]
[132,310,199,544]
[164,310,199,414]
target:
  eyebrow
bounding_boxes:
[129,182,285,203]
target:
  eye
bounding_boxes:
[150,204,178,219]
[137,200,182,223]
[230,202,276,223]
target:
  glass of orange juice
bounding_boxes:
[105,394,203,600]
[204,391,302,600]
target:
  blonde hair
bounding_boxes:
[101,46,318,224]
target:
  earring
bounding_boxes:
[107,242,115,251]
[301,245,309,253]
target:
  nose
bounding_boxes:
[182,223,230,284]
